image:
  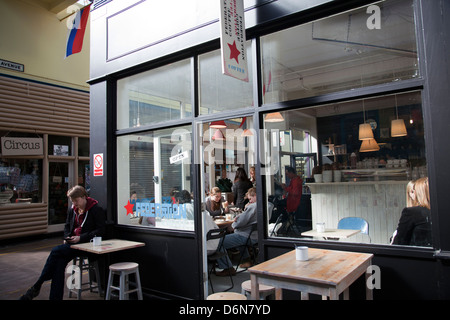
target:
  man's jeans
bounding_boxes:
[37,243,78,300]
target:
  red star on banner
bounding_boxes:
[228,40,241,63]
[124,200,134,216]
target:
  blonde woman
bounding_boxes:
[392,177,432,246]
[406,180,418,207]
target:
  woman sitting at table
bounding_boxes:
[392,177,432,247]
[205,187,229,217]
[215,187,258,276]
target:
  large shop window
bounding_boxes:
[0,158,42,204]
[117,125,194,231]
[117,59,192,130]
[261,0,419,103]
[264,91,431,247]
[198,42,253,115]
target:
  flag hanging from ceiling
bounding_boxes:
[65,4,91,58]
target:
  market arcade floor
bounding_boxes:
[0,235,250,300]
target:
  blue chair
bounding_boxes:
[337,217,371,242]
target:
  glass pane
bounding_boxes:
[78,138,89,157]
[199,42,254,115]
[261,0,419,103]
[117,59,192,129]
[48,135,71,156]
[117,125,194,231]
[264,91,432,247]
[48,162,69,224]
[0,159,42,204]
[78,160,90,192]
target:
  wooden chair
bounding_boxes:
[207,292,247,300]
[241,280,276,300]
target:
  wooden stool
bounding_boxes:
[106,262,143,300]
[207,292,247,300]
[241,280,276,300]
[68,256,101,299]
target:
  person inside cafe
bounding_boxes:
[19,186,106,300]
[249,166,256,186]
[390,180,418,244]
[215,187,258,276]
[392,177,432,247]
[176,189,194,220]
[203,210,220,255]
[205,187,229,217]
[280,166,303,230]
[232,167,253,210]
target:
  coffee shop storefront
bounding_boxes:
[88,0,450,299]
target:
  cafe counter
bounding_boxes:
[306,180,408,244]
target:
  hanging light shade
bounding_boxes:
[264,112,284,122]
[360,138,380,152]
[391,119,407,137]
[210,120,227,128]
[212,129,225,141]
[359,123,374,140]
[241,129,253,137]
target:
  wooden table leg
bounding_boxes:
[250,273,259,300]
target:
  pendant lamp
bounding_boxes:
[391,95,407,137]
[360,138,380,152]
[210,120,227,129]
[391,119,407,137]
[241,129,253,137]
[264,112,284,122]
[358,100,374,140]
[359,123,374,140]
[212,129,225,141]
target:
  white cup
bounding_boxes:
[90,236,102,246]
[295,246,308,261]
[314,174,323,183]
[316,222,325,233]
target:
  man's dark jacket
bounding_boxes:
[63,197,106,243]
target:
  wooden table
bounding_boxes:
[71,239,145,254]
[249,248,373,300]
[214,219,234,228]
[71,239,145,297]
[301,228,360,240]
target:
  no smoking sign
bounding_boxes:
[93,153,103,176]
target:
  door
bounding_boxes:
[48,161,72,225]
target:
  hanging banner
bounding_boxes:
[219,0,248,82]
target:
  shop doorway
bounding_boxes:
[199,116,255,295]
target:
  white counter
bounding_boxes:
[306,181,408,244]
